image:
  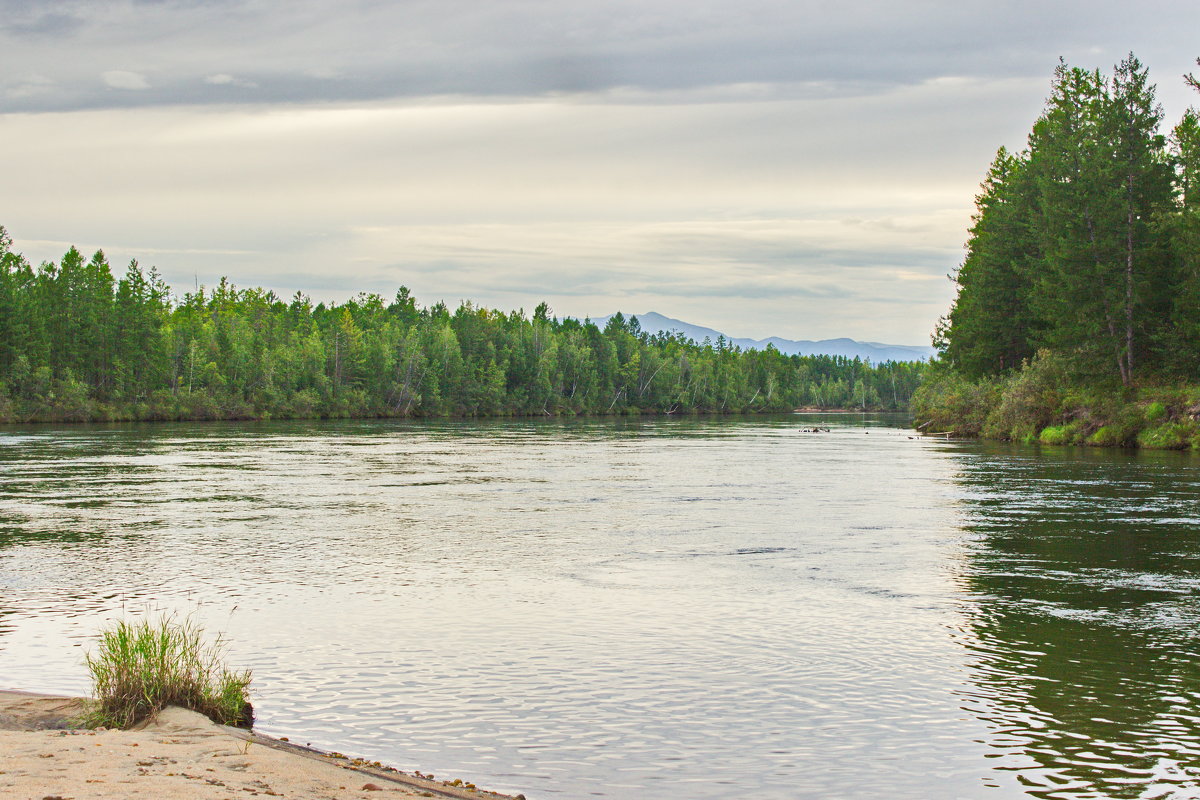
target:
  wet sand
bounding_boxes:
[0,691,523,800]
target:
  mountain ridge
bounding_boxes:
[586,312,934,363]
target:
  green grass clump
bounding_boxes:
[1038,423,1079,445]
[1086,425,1125,447]
[83,616,253,729]
[1137,421,1197,450]
[1144,401,1168,423]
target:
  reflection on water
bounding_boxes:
[954,442,1200,799]
[1,417,1198,799]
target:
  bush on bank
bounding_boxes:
[911,351,1200,449]
[83,616,253,729]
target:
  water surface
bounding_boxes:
[1,415,1198,799]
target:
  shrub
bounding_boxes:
[83,616,252,729]
[143,389,183,421]
[1144,401,1168,423]
[1088,425,1125,447]
[0,382,14,423]
[1039,422,1081,445]
[288,388,323,418]
[910,369,1001,436]
[179,389,222,421]
[54,370,98,422]
[981,350,1070,441]
[1137,421,1197,450]
[1088,402,1144,446]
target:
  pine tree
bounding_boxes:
[937,147,1040,376]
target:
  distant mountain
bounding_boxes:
[587,312,934,363]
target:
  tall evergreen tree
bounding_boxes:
[1106,54,1175,376]
[937,147,1040,376]
[1021,56,1173,384]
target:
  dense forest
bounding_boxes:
[914,54,1200,448]
[0,229,924,424]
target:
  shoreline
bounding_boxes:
[0,690,524,800]
[910,367,1200,451]
[0,406,908,427]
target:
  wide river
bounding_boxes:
[1,415,1198,799]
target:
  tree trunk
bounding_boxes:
[1125,189,1136,384]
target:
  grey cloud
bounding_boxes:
[102,70,151,90]
[1,10,84,37]
[3,0,1191,342]
[640,230,956,271]
[362,225,952,307]
[3,0,1196,112]
[205,73,257,88]
[196,270,401,298]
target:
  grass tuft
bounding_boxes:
[82,616,253,729]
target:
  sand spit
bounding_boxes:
[0,691,524,800]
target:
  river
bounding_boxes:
[1,414,1198,799]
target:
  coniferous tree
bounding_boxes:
[939,55,1180,386]
[0,229,928,422]
[1106,54,1175,376]
[937,147,1040,377]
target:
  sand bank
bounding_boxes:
[0,691,523,800]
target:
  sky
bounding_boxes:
[3,1,1199,345]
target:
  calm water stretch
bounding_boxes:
[1,415,1199,799]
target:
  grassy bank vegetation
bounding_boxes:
[912,351,1200,449]
[83,617,252,729]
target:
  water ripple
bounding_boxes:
[1,416,1198,799]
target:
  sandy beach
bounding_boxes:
[0,691,523,800]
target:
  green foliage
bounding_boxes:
[1038,422,1082,445]
[1144,401,1168,423]
[1087,425,1125,446]
[936,147,1040,377]
[936,54,1186,387]
[916,353,1200,449]
[1136,420,1197,449]
[0,381,13,423]
[1091,402,1145,446]
[0,235,930,423]
[1089,422,1142,448]
[980,350,1070,441]
[910,367,1001,436]
[920,53,1200,448]
[82,616,252,729]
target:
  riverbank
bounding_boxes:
[0,400,910,426]
[910,359,1200,449]
[0,691,523,800]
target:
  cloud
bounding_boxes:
[0,74,1032,341]
[102,70,150,90]
[1,0,1196,112]
[0,8,84,37]
[5,74,56,100]
[205,73,258,89]
[3,1,1198,343]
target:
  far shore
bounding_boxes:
[0,406,910,426]
[0,689,524,800]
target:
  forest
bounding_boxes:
[0,229,924,424]
[913,54,1200,448]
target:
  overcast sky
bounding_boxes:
[3,1,1199,343]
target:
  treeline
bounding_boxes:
[0,228,925,424]
[916,54,1200,447]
